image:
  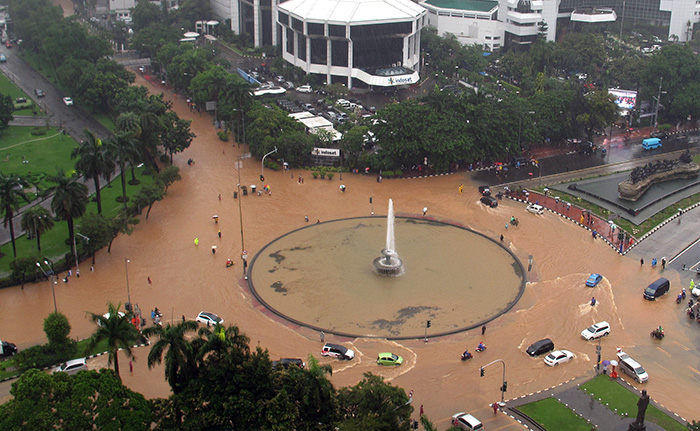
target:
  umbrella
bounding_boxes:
[610,360,618,367]
[602,360,611,367]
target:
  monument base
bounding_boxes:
[628,422,646,431]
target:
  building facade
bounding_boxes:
[420,0,504,50]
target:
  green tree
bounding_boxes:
[107,132,140,210]
[10,257,37,290]
[0,94,14,130]
[131,0,165,31]
[340,125,369,169]
[336,373,412,431]
[77,212,113,264]
[161,113,194,163]
[0,368,152,430]
[0,172,30,258]
[85,303,139,380]
[133,182,164,219]
[688,420,700,431]
[71,130,115,214]
[20,205,54,252]
[157,165,182,193]
[46,169,89,260]
[142,320,199,395]
[576,90,619,140]
[43,311,75,358]
[107,210,139,253]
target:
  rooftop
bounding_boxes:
[422,0,498,13]
[279,0,426,24]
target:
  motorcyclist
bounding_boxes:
[477,342,486,352]
[657,325,663,334]
[462,350,472,360]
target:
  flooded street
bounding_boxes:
[1,71,698,428]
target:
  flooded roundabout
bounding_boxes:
[248,201,526,339]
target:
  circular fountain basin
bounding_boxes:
[248,217,526,339]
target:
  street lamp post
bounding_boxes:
[36,261,57,312]
[653,77,664,132]
[124,258,131,306]
[237,156,248,279]
[479,359,508,406]
[261,147,278,182]
[72,233,90,276]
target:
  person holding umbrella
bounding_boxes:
[602,359,610,375]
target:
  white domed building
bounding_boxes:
[276,0,427,89]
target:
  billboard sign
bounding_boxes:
[608,88,637,110]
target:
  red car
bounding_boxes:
[4,41,12,48]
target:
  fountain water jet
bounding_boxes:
[373,199,404,276]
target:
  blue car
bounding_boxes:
[586,273,603,287]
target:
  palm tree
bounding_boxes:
[0,172,29,258]
[86,302,138,380]
[20,205,54,251]
[142,320,199,394]
[194,323,250,366]
[115,112,142,138]
[107,133,140,210]
[71,130,115,214]
[46,168,89,259]
[138,112,164,172]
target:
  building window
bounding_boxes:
[297,34,307,61]
[308,22,324,35]
[331,39,348,66]
[278,11,289,26]
[286,28,294,54]
[292,17,303,32]
[310,38,327,64]
[329,24,346,38]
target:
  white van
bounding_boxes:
[619,355,648,383]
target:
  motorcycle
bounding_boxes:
[677,294,683,304]
[476,344,487,353]
[650,328,664,339]
[461,352,473,361]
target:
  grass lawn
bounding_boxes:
[0,357,19,380]
[517,397,592,431]
[0,168,155,277]
[93,113,116,133]
[0,72,43,116]
[580,375,686,431]
[0,126,78,193]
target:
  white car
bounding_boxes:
[692,284,700,297]
[196,311,224,326]
[62,97,73,106]
[526,204,544,215]
[54,358,88,375]
[451,412,483,430]
[544,350,574,366]
[296,85,312,93]
[581,321,611,340]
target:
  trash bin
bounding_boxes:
[242,186,248,196]
[250,185,257,194]
[233,191,238,199]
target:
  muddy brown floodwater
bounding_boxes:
[1,72,699,428]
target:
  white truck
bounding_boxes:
[0,340,18,358]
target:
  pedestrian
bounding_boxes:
[148,276,152,284]
[320,331,325,343]
[90,266,94,272]
[182,315,186,323]
[423,207,428,216]
[305,215,309,222]
[129,360,133,373]
[218,230,222,238]
[492,402,499,414]
[566,203,571,211]
[500,234,504,242]
[580,215,584,224]
[151,310,156,322]
[640,258,644,265]
[603,364,608,375]
[591,297,596,306]
[298,175,302,183]
[481,325,486,335]
[194,238,199,246]
[652,258,657,267]
[212,246,216,254]
[316,219,320,224]
[505,223,509,230]
[213,215,218,223]
[420,405,424,416]
[291,172,294,179]
[459,184,464,194]
[68,269,72,277]
[218,193,221,201]
[661,258,666,269]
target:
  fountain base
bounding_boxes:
[373,248,404,276]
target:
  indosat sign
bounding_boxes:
[312,147,341,157]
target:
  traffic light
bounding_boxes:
[260,174,265,182]
[426,320,431,328]
[501,381,508,392]
[480,368,485,377]
[369,197,373,203]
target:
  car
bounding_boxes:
[0,54,6,63]
[0,340,18,358]
[4,41,11,48]
[643,277,670,300]
[272,358,305,369]
[296,85,313,93]
[650,131,668,139]
[451,412,483,430]
[478,185,491,196]
[692,284,700,297]
[480,196,498,208]
[321,343,355,360]
[54,357,88,375]
[586,273,603,287]
[377,352,404,366]
[196,311,224,326]
[526,338,554,356]
[581,321,611,340]
[526,204,544,215]
[62,97,74,106]
[544,350,574,366]
[34,89,45,98]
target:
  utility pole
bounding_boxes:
[619,0,626,41]
[653,77,663,132]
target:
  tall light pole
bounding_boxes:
[72,233,90,276]
[653,77,664,132]
[261,147,278,182]
[124,258,131,307]
[479,359,508,406]
[237,156,248,279]
[36,261,57,312]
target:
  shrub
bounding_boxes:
[217,130,230,141]
[30,127,47,136]
[383,170,394,178]
[264,160,281,171]
[327,172,334,180]
[312,172,319,179]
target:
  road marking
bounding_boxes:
[672,341,690,351]
[688,365,700,377]
[655,346,671,358]
[669,237,700,264]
